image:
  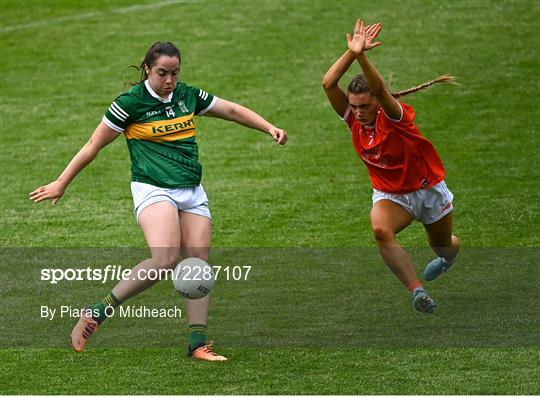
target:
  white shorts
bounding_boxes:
[131,182,211,223]
[372,180,454,225]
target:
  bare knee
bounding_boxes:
[151,248,180,269]
[372,227,397,246]
[451,235,460,249]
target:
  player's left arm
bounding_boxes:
[205,98,287,145]
[356,53,402,121]
[348,19,401,121]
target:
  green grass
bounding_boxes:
[1,348,538,394]
[1,0,539,394]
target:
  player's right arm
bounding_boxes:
[29,122,120,205]
[322,50,356,117]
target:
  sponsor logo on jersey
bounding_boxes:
[361,146,388,168]
[151,118,193,134]
[124,113,196,142]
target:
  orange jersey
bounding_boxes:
[344,102,445,194]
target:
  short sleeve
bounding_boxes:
[102,94,132,133]
[398,102,415,123]
[187,86,217,115]
[341,105,356,129]
[381,102,415,124]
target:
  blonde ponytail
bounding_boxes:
[391,75,458,99]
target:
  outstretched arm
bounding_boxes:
[347,19,401,120]
[205,98,287,145]
[29,122,120,205]
[322,23,382,117]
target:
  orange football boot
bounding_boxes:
[188,341,227,361]
[70,307,100,352]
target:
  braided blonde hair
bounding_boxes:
[347,74,458,98]
[391,75,457,98]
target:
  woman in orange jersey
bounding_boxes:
[322,20,460,313]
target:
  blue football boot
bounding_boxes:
[424,257,453,281]
[412,288,437,313]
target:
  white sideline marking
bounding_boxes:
[2,0,190,33]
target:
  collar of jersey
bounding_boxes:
[144,80,173,103]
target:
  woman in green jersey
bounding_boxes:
[30,42,287,361]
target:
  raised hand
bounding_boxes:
[347,19,382,56]
[364,22,382,51]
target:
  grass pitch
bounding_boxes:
[1,0,539,394]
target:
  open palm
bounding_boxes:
[347,19,382,55]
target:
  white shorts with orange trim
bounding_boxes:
[372,180,454,225]
[131,182,211,223]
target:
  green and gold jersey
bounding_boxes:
[102,80,216,188]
